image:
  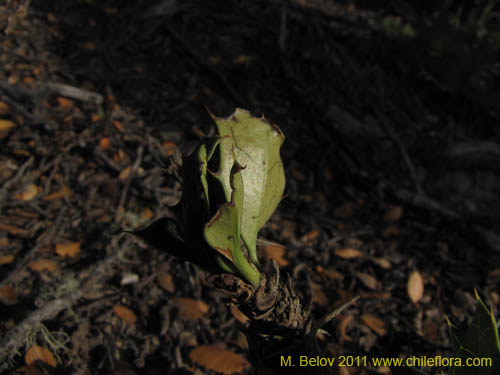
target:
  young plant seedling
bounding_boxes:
[134,108,285,287]
[132,108,356,374]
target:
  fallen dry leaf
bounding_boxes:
[260,243,288,266]
[0,236,9,247]
[311,282,328,306]
[173,298,209,320]
[304,228,320,242]
[316,265,344,280]
[43,186,72,201]
[377,366,391,374]
[356,272,378,290]
[0,102,10,115]
[337,314,354,344]
[56,97,74,109]
[334,248,363,259]
[0,255,15,264]
[0,284,17,304]
[55,242,80,258]
[113,305,137,326]
[162,141,177,156]
[384,205,403,223]
[230,303,249,324]
[360,314,387,336]
[15,184,39,201]
[407,270,424,303]
[0,119,16,139]
[29,259,57,272]
[99,137,111,150]
[0,222,27,236]
[112,120,123,132]
[91,113,102,122]
[156,264,175,293]
[25,345,57,367]
[189,346,250,374]
[370,257,391,270]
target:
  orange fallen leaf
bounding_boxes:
[112,120,123,132]
[0,222,27,236]
[0,101,10,115]
[173,298,209,320]
[370,257,391,269]
[0,119,16,139]
[0,255,15,264]
[407,270,424,304]
[25,345,57,367]
[0,237,9,247]
[23,76,35,84]
[55,242,80,258]
[230,303,249,324]
[337,314,354,343]
[384,205,403,223]
[15,184,39,200]
[377,366,391,374]
[43,186,72,201]
[334,248,363,259]
[29,259,57,272]
[156,263,175,293]
[99,137,112,150]
[189,346,250,374]
[162,141,177,156]
[316,265,344,280]
[56,97,74,109]
[0,284,17,304]
[304,229,320,242]
[360,314,387,336]
[260,243,288,266]
[113,305,137,326]
[311,282,328,306]
[356,272,378,290]
[91,113,102,122]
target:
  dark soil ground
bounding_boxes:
[1,1,500,374]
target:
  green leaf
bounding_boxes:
[210,109,285,265]
[203,163,260,286]
[447,289,500,375]
[197,140,221,215]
